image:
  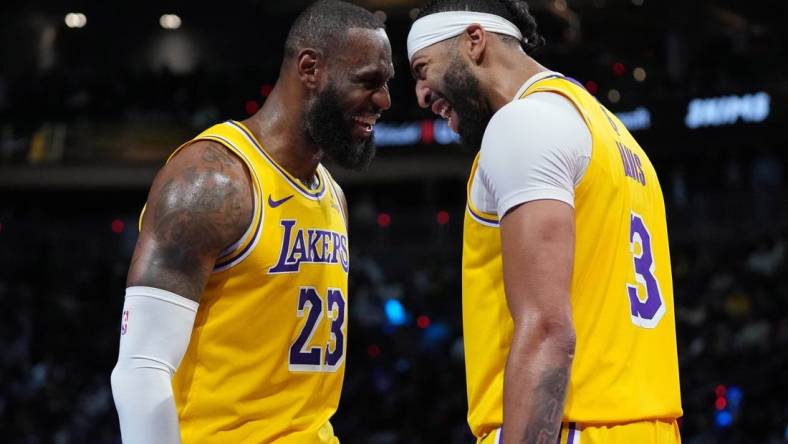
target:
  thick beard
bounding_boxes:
[442,56,493,152]
[303,85,377,171]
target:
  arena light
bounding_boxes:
[160,14,182,30]
[245,100,259,115]
[373,119,460,147]
[615,107,651,131]
[633,67,647,82]
[65,13,87,29]
[714,410,733,428]
[685,92,770,129]
[111,219,125,234]
[632,0,644,5]
[377,213,391,228]
[433,119,460,144]
[607,89,621,103]
[384,299,406,326]
[726,386,743,407]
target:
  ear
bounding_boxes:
[463,23,487,65]
[297,48,322,90]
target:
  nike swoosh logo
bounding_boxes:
[268,194,294,208]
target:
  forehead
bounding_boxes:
[335,28,393,73]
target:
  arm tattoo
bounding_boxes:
[129,145,250,300]
[521,367,569,444]
[201,144,238,170]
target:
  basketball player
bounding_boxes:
[407,1,681,443]
[110,1,393,443]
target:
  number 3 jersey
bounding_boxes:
[155,121,349,443]
[461,75,682,437]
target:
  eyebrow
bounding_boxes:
[356,65,395,80]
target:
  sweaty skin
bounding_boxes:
[127,141,254,303]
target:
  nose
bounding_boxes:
[372,87,391,112]
[415,79,432,109]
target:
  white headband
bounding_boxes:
[407,11,525,62]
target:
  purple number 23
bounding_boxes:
[627,212,665,328]
[289,287,346,372]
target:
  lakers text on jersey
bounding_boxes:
[144,121,348,444]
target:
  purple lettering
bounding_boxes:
[307,229,321,262]
[269,220,300,273]
[321,231,331,263]
[633,154,646,185]
[339,235,349,273]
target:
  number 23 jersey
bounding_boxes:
[153,121,349,443]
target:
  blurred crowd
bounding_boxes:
[1,153,787,443]
[1,1,787,443]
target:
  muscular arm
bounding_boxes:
[111,141,253,444]
[128,141,253,301]
[500,200,576,444]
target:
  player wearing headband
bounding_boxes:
[110,1,393,443]
[407,1,681,443]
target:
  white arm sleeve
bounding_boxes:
[478,91,592,216]
[110,286,198,444]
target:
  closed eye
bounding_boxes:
[412,63,424,80]
[354,72,391,91]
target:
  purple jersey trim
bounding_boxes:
[227,120,326,200]
[467,205,500,226]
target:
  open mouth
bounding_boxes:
[431,97,459,133]
[352,114,379,138]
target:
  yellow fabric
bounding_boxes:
[561,419,681,444]
[478,420,681,444]
[143,121,348,443]
[462,76,682,439]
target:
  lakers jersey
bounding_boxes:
[462,75,682,438]
[145,121,348,443]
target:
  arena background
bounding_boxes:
[1,0,786,443]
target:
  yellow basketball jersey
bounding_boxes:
[145,121,348,443]
[462,76,682,438]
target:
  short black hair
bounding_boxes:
[284,0,385,60]
[416,0,544,53]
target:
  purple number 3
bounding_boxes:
[627,212,666,328]
[289,287,346,372]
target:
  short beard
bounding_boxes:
[303,85,377,171]
[443,56,493,152]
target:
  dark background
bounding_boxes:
[0,0,786,443]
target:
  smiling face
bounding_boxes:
[410,39,493,151]
[304,28,394,170]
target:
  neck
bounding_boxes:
[242,80,323,184]
[483,52,549,112]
